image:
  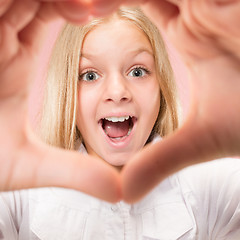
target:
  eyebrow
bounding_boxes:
[129,48,154,57]
[80,48,154,59]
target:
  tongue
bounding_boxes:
[103,120,130,138]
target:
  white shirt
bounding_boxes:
[1,158,240,240]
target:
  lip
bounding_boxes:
[98,115,137,149]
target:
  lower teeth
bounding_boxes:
[127,127,132,136]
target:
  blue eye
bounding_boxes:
[128,67,149,78]
[80,71,100,81]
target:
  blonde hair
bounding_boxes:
[40,7,179,150]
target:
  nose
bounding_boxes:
[103,74,131,104]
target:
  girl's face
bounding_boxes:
[77,19,160,167]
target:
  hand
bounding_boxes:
[120,0,240,202]
[1,0,240,205]
[0,0,121,203]
[140,0,240,63]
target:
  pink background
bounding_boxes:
[28,21,190,128]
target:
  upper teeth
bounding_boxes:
[104,116,130,122]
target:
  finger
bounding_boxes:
[140,0,180,29]
[0,0,45,67]
[54,1,91,24]
[1,0,40,32]
[19,2,62,50]
[163,0,181,5]
[20,0,90,51]
[141,0,224,62]
[4,132,121,203]
[0,0,13,16]
[193,0,240,57]
[121,122,222,203]
[90,0,122,17]
[36,2,62,22]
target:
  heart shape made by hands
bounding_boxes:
[0,0,240,204]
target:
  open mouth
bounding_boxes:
[99,116,136,141]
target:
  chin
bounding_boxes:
[103,154,129,168]
[106,159,127,167]
[102,148,141,168]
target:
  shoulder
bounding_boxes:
[175,157,240,213]
[175,158,240,239]
[177,158,240,194]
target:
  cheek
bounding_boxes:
[76,88,91,130]
[141,82,160,119]
[149,93,161,123]
[76,86,99,131]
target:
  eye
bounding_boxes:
[128,67,150,78]
[79,71,100,81]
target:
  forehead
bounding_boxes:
[81,19,153,56]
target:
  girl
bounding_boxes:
[40,7,178,164]
[1,7,240,240]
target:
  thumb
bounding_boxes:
[3,130,122,203]
[121,122,221,203]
